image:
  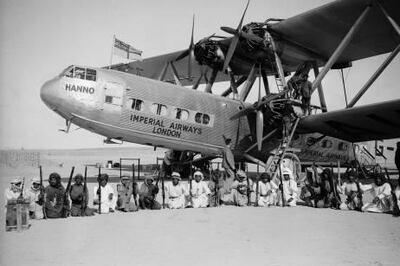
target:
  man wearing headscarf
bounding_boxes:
[338,172,363,211]
[25,177,44,219]
[44,172,67,218]
[165,172,188,209]
[277,167,298,207]
[117,175,139,212]
[230,170,253,207]
[255,172,278,207]
[5,178,30,230]
[4,178,24,205]
[361,175,392,213]
[93,174,116,214]
[139,174,161,210]
[190,171,211,208]
[69,174,95,216]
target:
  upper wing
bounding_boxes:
[269,0,400,68]
[109,50,230,86]
[297,99,400,142]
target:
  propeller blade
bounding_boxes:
[220,26,237,35]
[238,0,250,31]
[221,0,250,73]
[256,111,264,151]
[229,106,256,120]
[205,68,218,93]
[188,14,195,78]
[222,35,239,72]
[175,49,190,62]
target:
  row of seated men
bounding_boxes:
[4,166,400,219]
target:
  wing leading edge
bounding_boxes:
[269,0,400,67]
[297,99,400,142]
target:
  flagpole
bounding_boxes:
[108,34,115,69]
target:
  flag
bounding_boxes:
[113,37,142,61]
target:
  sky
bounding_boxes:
[0,0,399,150]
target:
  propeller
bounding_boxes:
[220,0,263,73]
[175,14,196,79]
[230,88,288,121]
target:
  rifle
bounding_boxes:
[355,177,363,212]
[188,163,193,207]
[97,167,101,214]
[255,163,260,207]
[384,168,400,216]
[81,166,88,216]
[278,162,285,207]
[62,166,75,218]
[132,163,138,206]
[161,168,165,209]
[17,177,25,203]
[39,166,47,219]
[329,163,341,209]
[246,172,251,206]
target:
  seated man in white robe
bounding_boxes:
[361,175,392,213]
[338,173,363,211]
[190,171,211,208]
[93,174,117,214]
[230,170,253,207]
[277,167,298,207]
[165,172,188,209]
[255,172,278,207]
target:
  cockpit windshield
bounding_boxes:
[60,65,97,81]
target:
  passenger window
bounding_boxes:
[202,114,210,125]
[338,142,348,151]
[74,67,85,79]
[65,68,74,78]
[321,140,332,149]
[195,113,202,123]
[86,68,96,81]
[129,98,143,111]
[151,103,167,116]
[105,95,113,104]
[175,108,189,120]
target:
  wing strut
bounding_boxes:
[348,3,400,108]
[312,61,327,112]
[311,5,371,94]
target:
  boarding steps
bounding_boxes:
[265,117,300,178]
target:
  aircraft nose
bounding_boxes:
[40,78,60,109]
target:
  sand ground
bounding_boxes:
[1,149,399,266]
[0,206,399,266]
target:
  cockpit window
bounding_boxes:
[61,66,97,81]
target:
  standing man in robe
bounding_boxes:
[222,137,236,179]
[190,171,211,208]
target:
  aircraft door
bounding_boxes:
[102,81,124,113]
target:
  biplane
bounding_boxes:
[41,0,400,174]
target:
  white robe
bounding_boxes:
[361,183,392,213]
[190,180,211,208]
[93,184,116,214]
[255,181,278,207]
[165,183,188,209]
[25,188,43,219]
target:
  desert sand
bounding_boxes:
[1,148,399,266]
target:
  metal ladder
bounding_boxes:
[266,117,300,177]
